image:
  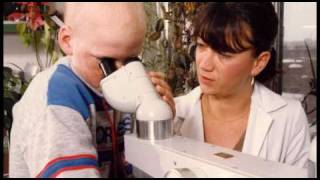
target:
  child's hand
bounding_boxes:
[148,71,176,117]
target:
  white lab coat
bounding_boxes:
[174,82,310,168]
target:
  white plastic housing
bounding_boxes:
[100,61,173,122]
[125,134,307,178]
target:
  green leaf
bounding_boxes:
[3,90,13,99]
[51,51,59,65]
[149,32,161,41]
[22,33,32,47]
[155,18,164,32]
[16,23,26,36]
[20,83,29,94]
[16,24,31,47]
[42,21,51,50]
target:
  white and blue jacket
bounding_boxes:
[9,57,132,178]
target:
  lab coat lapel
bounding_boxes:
[243,101,274,157]
[192,87,205,141]
[243,82,286,156]
[178,87,205,141]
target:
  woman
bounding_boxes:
[173,2,310,168]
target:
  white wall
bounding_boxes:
[3,34,43,71]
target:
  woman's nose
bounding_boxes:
[197,49,216,71]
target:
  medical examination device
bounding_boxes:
[99,58,312,178]
[99,57,173,140]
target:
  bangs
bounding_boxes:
[194,4,254,54]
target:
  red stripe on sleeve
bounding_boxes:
[51,165,99,178]
[36,154,97,177]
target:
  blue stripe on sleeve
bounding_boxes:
[48,64,94,120]
[39,157,98,178]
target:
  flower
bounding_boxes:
[7,12,25,22]
[9,2,60,71]
[26,2,45,31]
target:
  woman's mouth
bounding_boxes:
[199,75,214,84]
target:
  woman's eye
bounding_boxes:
[219,53,233,59]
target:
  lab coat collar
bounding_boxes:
[252,82,287,113]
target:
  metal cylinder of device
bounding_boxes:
[136,119,173,140]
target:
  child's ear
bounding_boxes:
[58,26,73,55]
[251,51,271,76]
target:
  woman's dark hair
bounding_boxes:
[193,2,278,82]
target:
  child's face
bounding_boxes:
[70,26,145,90]
[66,3,146,90]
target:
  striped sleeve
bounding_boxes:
[36,154,98,178]
[25,106,101,178]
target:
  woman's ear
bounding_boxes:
[251,51,271,77]
[58,25,73,55]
